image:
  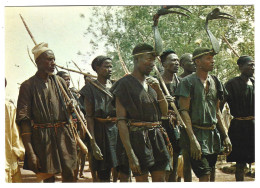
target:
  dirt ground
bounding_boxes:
[19,159,255,183]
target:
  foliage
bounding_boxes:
[82,5,254,83]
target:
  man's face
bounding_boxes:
[196,54,214,72]
[181,54,196,73]
[240,61,255,77]
[62,73,71,88]
[96,60,113,79]
[163,53,180,74]
[137,53,156,76]
[37,50,56,74]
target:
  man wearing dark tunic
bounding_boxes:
[16,42,77,182]
[111,43,170,182]
[178,52,195,182]
[175,47,232,182]
[79,56,118,182]
[159,50,181,182]
[56,71,86,180]
[179,53,196,78]
[224,56,255,181]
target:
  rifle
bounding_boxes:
[20,13,89,154]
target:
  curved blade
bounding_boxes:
[166,10,190,17]
[163,5,192,14]
[207,30,220,54]
[153,25,163,56]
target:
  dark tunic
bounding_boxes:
[79,80,118,171]
[111,75,170,170]
[175,73,227,155]
[16,74,77,174]
[160,77,181,155]
[225,76,255,163]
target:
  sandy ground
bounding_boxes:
[19,159,255,183]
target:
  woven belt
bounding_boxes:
[234,116,254,121]
[129,121,161,127]
[33,121,67,129]
[94,117,117,123]
[33,121,68,135]
[192,124,216,130]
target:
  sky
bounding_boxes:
[1,0,260,186]
[5,6,108,103]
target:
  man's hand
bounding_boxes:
[90,139,103,160]
[128,153,141,175]
[223,136,232,156]
[146,77,161,92]
[190,137,202,160]
[28,153,41,173]
[165,95,175,103]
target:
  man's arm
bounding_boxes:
[216,100,232,155]
[179,96,202,160]
[116,97,141,174]
[146,77,168,116]
[20,120,40,173]
[84,98,103,160]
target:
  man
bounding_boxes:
[159,50,181,182]
[56,71,86,180]
[5,78,25,182]
[111,43,171,182]
[79,55,118,182]
[179,53,196,78]
[224,56,254,181]
[175,47,232,182]
[178,52,195,182]
[16,42,77,182]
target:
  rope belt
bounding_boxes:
[234,116,254,121]
[94,117,117,123]
[33,121,67,135]
[129,121,161,128]
[192,124,216,130]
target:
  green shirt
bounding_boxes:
[175,73,226,154]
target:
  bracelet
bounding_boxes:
[157,98,165,102]
[21,132,32,136]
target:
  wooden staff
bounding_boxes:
[27,46,37,67]
[55,76,93,141]
[66,62,76,88]
[222,35,240,57]
[71,60,83,72]
[70,60,113,98]
[155,57,187,129]
[56,64,97,78]
[116,41,130,74]
[20,14,37,45]
[20,14,89,154]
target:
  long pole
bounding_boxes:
[222,35,240,57]
[155,57,187,129]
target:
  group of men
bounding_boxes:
[12,40,254,182]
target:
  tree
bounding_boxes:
[81,5,254,82]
